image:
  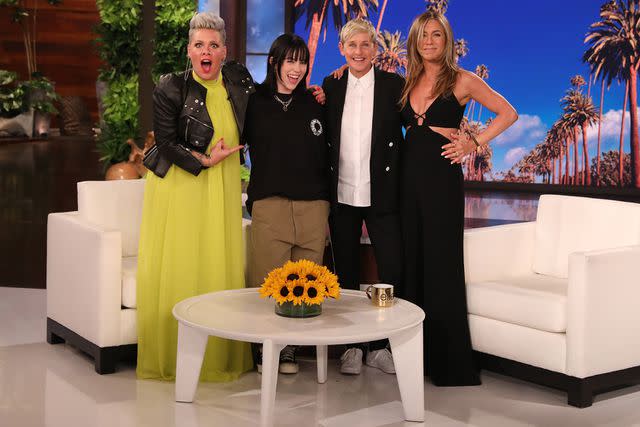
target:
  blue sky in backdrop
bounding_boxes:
[294,0,633,177]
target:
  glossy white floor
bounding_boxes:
[2,287,639,427]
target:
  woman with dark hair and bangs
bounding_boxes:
[244,33,329,374]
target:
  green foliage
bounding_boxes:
[0,70,18,86]
[153,0,195,79]
[95,0,142,81]
[96,0,142,28]
[95,25,141,81]
[94,0,194,166]
[95,0,142,166]
[98,75,140,165]
[0,73,27,118]
[0,70,56,117]
[24,76,59,113]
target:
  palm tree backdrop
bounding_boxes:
[557,114,576,184]
[593,150,631,186]
[454,38,469,60]
[465,65,488,122]
[295,0,379,83]
[584,0,640,188]
[561,77,599,186]
[425,0,448,14]
[475,64,489,121]
[373,30,408,74]
[376,0,388,32]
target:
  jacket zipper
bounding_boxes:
[187,115,214,130]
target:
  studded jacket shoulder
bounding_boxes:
[150,61,256,177]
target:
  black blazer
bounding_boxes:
[322,67,405,214]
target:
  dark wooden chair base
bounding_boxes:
[47,317,137,374]
[476,351,640,407]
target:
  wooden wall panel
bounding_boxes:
[0,0,102,123]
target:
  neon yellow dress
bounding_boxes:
[136,72,253,381]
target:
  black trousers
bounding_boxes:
[329,202,403,351]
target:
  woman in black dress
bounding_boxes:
[400,11,518,386]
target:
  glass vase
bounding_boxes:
[275,301,322,318]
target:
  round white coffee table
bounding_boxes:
[173,288,425,426]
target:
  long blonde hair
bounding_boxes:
[400,11,459,108]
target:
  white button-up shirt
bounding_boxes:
[338,66,375,207]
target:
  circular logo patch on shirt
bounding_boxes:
[310,118,323,136]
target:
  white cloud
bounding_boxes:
[504,147,527,166]
[586,107,639,142]
[493,114,546,146]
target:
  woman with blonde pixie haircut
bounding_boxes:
[339,16,376,43]
[399,11,517,386]
[136,12,255,381]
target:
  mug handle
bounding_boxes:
[365,285,373,300]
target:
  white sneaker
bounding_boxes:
[340,347,363,375]
[279,346,299,374]
[366,348,396,374]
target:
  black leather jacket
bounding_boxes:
[150,61,255,177]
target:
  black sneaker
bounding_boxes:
[279,345,299,374]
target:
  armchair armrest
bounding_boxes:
[566,245,640,377]
[46,212,124,347]
[463,221,536,283]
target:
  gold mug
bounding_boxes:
[366,283,394,307]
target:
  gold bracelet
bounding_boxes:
[470,133,481,147]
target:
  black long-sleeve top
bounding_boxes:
[244,84,329,214]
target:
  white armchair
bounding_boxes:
[464,194,640,407]
[47,180,145,374]
[46,179,252,374]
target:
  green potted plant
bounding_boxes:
[26,73,58,136]
[0,0,61,137]
[0,70,32,136]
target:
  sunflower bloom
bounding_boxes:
[289,279,306,305]
[304,282,324,305]
[273,283,294,305]
[258,260,341,305]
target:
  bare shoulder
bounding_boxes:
[455,69,486,103]
[456,69,482,88]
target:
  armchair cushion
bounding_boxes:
[77,180,146,257]
[467,273,567,333]
[533,195,640,278]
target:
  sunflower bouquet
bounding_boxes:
[259,259,340,318]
